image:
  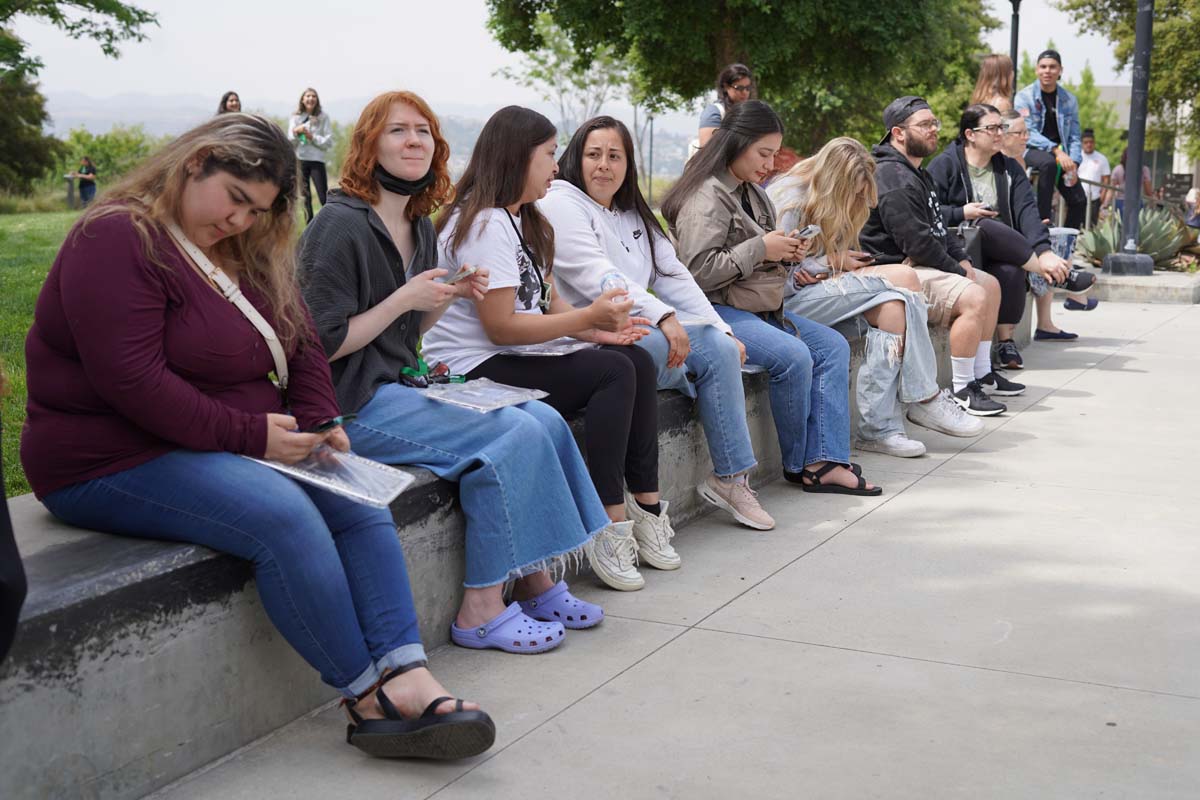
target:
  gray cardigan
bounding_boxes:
[288,112,333,163]
[298,190,438,414]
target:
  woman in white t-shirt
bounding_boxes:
[424,106,665,593]
[542,116,776,533]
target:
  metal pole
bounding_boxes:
[1122,0,1154,253]
[1009,0,1022,99]
[648,115,655,206]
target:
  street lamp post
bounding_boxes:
[1103,0,1156,275]
[1009,0,1021,99]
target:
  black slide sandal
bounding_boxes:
[799,463,882,497]
[344,662,496,760]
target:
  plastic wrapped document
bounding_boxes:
[499,339,598,357]
[422,378,549,413]
[245,445,415,508]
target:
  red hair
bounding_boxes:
[339,91,454,219]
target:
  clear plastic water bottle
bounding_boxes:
[600,270,629,301]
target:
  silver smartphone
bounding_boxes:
[446,264,479,285]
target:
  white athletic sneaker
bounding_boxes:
[854,433,927,458]
[584,521,644,591]
[624,496,681,570]
[697,473,776,530]
[906,389,985,437]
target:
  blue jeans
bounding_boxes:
[347,383,609,588]
[713,305,851,472]
[636,324,757,477]
[785,273,939,441]
[43,451,424,699]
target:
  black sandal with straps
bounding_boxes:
[792,462,882,496]
[343,660,496,760]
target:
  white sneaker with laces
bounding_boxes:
[584,521,644,591]
[854,432,927,458]
[624,496,681,570]
[697,473,776,530]
[906,389,985,437]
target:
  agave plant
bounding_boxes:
[1077,207,1188,267]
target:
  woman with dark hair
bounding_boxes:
[216,90,240,114]
[663,100,881,496]
[543,115,776,533]
[424,106,664,593]
[21,113,494,759]
[300,91,609,656]
[289,87,333,223]
[71,156,98,205]
[928,103,1088,364]
[695,63,754,150]
[1109,146,1155,217]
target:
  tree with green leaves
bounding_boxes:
[1,1,157,78]
[492,11,626,138]
[60,123,167,182]
[0,72,63,193]
[486,0,997,155]
[1054,0,1200,158]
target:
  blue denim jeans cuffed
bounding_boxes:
[347,383,609,588]
[636,324,758,477]
[713,305,851,472]
[785,273,939,440]
[43,450,425,699]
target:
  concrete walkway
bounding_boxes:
[148,302,1200,800]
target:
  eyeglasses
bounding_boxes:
[901,119,942,132]
[1004,128,1030,138]
[729,82,753,93]
[972,124,1005,134]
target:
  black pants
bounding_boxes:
[976,218,1033,326]
[1025,148,1087,229]
[469,346,659,506]
[0,463,26,664]
[300,160,328,223]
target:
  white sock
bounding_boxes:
[974,341,992,379]
[951,357,976,393]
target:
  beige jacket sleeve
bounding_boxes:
[671,185,767,294]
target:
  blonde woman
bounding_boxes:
[20,113,494,759]
[768,137,981,457]
[970,54,1016,112]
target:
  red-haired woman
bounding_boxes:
[299,92,610,657]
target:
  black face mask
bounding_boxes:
[374,164,435,196]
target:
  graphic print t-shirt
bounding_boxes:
[423,207,569,374]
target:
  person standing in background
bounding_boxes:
[71,156,98,206]
[692,64,755,155]
[289,87,334,224]
[216,90,241,114]
[970,53,1016,112]
[1076,129,1110,227]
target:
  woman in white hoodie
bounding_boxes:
[541,116,775,532]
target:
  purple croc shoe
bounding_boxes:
[451,602,565,654]
[518,581,604,630]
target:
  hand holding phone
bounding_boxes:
[446,264,479,285]
[795,223,822,240]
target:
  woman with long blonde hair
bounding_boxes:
[21,113,495,760]
[768,137,982,457]
[970,53,1015,112]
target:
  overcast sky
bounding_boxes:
[13,0,1127,118]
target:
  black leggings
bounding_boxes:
[0,476,26,664]
[975,218,1034,326]
[300,160,328,223]
[1024,148,1087,228]
[468,346,659,506]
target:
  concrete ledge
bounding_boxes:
[2,321,968,800]
[1082,269,1200,305]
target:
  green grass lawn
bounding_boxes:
[1,211,80,497]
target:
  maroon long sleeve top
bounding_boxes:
[21,212,340,499]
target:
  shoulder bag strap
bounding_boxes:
[165,222,289,396]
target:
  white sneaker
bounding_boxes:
[906,389,985,437]
[854,433,927,458]
[624,496,681,570]
[584,521,644,591]
[697,473,776,530]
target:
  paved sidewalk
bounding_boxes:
[150,303,1200,800]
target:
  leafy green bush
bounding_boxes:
[1078,207,1189,267]
[60,124,169,184]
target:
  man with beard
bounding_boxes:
[861,96,1013,416]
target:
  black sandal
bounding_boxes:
[343,660,496,760]
[796,462,882,496]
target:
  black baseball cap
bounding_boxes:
[1037,49,1062,65]
[879,96,932,145]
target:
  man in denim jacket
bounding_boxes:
[1015,49,1087,228]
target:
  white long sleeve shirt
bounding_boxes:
[539,180,731,335]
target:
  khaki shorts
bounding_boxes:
[912,267,974,327]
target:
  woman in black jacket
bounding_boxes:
[928,104,1086,368]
